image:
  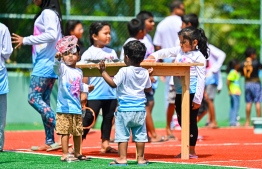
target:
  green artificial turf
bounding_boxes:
[0,152,235,169]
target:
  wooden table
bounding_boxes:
[77,62,204,160]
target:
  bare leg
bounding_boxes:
[255,102,261,117]
[166,103,175,136]
[189,146,196,155]
[206,99,217,127]
[73,136,81,157]
[136,142,146,164]
[197,111,208,123]
[109,142,128,164]
[245,103,252,126]
[61,134,69,159]
[146,100,157,138]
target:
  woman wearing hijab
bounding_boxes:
[12,0,63,151]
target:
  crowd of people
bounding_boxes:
[0,0,262,165]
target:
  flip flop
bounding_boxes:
[109,160,128,166]
[61,157,79,163]
[46,143,72,152]
[137,160,149,166]
[101,146,118,154]
[77,155,91,161]
[31,144,51,151]
[167,135,176,140]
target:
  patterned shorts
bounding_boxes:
[245,82,262,103]
[56,113,83,136]
[168,85,176,104]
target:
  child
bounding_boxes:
[119,18,145,60]
[136,11,167,142]
[147,26,209,158]
[241,47,262,126]
[54,35,94,162]
[226,59,241,126]
[0,23,13,152]
[80,21,118,154]
[98,40,152,166]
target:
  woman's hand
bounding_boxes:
[98,60,106,74]
[192,102,201,110]
[11,33,24,49]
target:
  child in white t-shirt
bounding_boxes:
[54,35,94,162]
[98,40,152,166]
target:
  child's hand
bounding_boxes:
[88,84,94,93]
[144,55,156,62]
[148,67,153,76]
[150,76,156,83]
[98,60,106,74]
[55,52,62,61]
[80,92,87,108]
[192,102,201,110]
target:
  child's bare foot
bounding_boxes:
[244,121,250,126]
[149,135,168,142]
[137,159,149,165]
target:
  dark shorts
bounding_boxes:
[245,82,262,103]
[145,89,155,106]
[198,99,208,115]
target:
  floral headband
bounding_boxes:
[55,35,78,53]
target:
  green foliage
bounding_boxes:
[1,0,261,64]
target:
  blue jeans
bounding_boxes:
[0,94,7,150]
[229,95,240,126]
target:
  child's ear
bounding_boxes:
[92,34,98,41]
[193,39,198,49]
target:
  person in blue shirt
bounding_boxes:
[0,23,13,152]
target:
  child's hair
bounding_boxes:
[178,26,209,59]
[169,0,183,12]
[123,40,146,64]
[127,18,144,37]
[136,11,153,23]
[89,21,111,45]
[244,47,256,58]
[226,59,240,73]
[182,14,199,28]
[65,20,82,36]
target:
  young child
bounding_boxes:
[147,26,209,158]
[136,11,166,142]
[0,23,13,152]
[226,59,241,126]
[98,40,152,166]
[119,18,146,60]
[54,35,94,162]
[241,47,262,126]
[79,21,118,154]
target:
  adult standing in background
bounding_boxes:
[65,20,85,56]
[0,23,13,152]
[12,0,63,151]
[153,0,185,138]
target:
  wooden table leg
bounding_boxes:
[181,69,190,159]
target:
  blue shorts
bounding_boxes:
[245,82,262,103]
[114,111,148,142]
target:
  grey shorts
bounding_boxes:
[205,84,217,100]
[168,85,176,104]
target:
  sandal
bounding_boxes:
[100,146,118,154]
[109,160,128,166]
[60,157,79,162]
[137,160,149,166]
[76,154,91,161]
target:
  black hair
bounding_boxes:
[182,14,199,28]
[123,40,146,64]
[65,20,82,36]
[136,11,154,23]
[178,26,209,59]
[244,47,256,58]
[127,18,145,37]
[226,59,240,73]
[169,0,184,12]
[34,0,63,34]
[89,21,111,45]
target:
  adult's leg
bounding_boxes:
[255,102,261,117]
[0,94,7,151]
[28,76,56,145]
[101,99,117,151]
[82,100,101,139]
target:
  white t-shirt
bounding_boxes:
[151,46,206,104]
[53,59,89,115]
[120,37,136,60]
[79,45,118,100]
[113,66,151,111]
[141,34,155,58]
[153,15,182,49]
